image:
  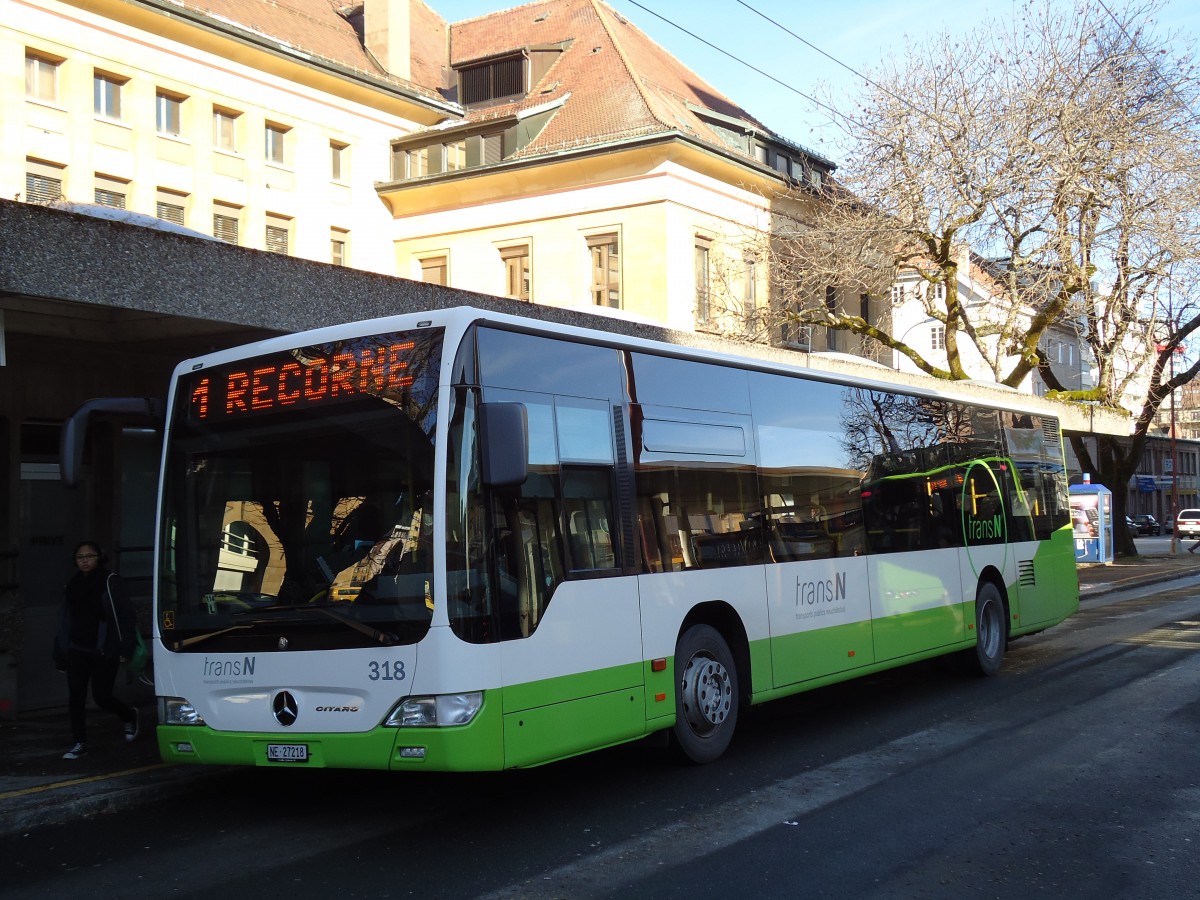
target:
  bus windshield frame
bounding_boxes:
[157,327,444,653]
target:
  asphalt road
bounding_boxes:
[3,576,1199,899]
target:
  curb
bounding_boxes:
[1078,561,1200,600]
[0,762,230,838]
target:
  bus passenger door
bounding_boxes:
[864,465,972,662]
[758,480,875,686]
[485,390,645,766]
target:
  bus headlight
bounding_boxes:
[384,692,483,727]
[160,696,207,726]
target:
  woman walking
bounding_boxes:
[53,541,140,759]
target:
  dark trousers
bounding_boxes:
[65,650,134,743]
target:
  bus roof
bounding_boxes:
[170,304,1104,431]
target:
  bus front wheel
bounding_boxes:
[971,581,1007,676]
[671,625,739,764]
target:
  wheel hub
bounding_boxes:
[680,653,732,734]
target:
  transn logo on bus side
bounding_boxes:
[796,572,846,607]
[966,513,1003,542]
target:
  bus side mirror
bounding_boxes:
[60,397,164,487]
[479,402,528,487]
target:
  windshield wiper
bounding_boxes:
[171,624,253,650]
[233,604,397,645]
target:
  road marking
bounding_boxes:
[479,724,989,900]
[0,763,170,801]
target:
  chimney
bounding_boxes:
[364,0,411,81]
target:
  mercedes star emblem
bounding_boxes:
[273,690,298,727]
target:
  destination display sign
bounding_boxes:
[180,329,441,426]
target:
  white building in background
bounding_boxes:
[889,248,1098,398]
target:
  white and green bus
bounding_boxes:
[153,306,1079,769]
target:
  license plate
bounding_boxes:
[266,743,309,762]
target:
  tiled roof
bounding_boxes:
[146,0,797,164]
[160,0,449,103]
[410,0,454,93]
[447,0,775,158]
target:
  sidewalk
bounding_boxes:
[2,548,1198,838]
[0,698,223,838]
[1075,544,1200,597]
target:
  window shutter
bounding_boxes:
[25,161,64,204]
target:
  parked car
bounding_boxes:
[1176,509,1200,539]
[1132,514,1161,536]
[1124,516,1139,540]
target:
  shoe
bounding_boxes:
[124,708,140,742]
[63,742,87,760]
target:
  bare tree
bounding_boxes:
[764,0,1200,552]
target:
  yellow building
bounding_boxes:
[3,0,859,339]
[4,0,455,272]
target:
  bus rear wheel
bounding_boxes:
[671,625,739,764]
[971,581,1007,676]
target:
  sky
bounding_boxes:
[433,0,1200,166]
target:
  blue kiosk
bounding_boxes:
[1070,478,1114,563]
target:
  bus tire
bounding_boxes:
[671,624,739,764]
[971,581,1007,677]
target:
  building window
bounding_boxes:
[588,233,620,308]
[94,175,128,209]
[744,258,757,321]
[156,188,187,225]
[932,325,946,350]
[445,140,466,172]
[420,255,448,286]
[25,51,60,103]
[860,292,870,323]
[781,300,810,349]
[265,123,289,165]
[695,237,712,323]
[408,146,429,178]
[930,282,947,302]
[459,55,525,105]
[25,159,64,204]
[481,132,504,165]
[500,244,531,302]
[331,229,348,266]
[213,108,239,152]
[93,71,124,119]
[890,284,904,304]
[265,214,291,255]
[330,141,348,181]
[213,203,240,244]
[156,91,184,137]
[1045,338,1075,365]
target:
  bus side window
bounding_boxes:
[634,434,761,570]
[637,493,673,573]
[492,470,562,639]
[562,467,616,573]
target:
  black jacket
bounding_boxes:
[56,569,137,662]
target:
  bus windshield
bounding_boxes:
[157,328,443,652]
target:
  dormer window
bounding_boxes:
[455,43,569,107]
[460,54,526,105]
